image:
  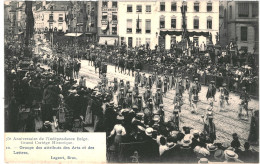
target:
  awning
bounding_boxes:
[64,33,83,37]
[98,36,118,46]
[101,24,107,31]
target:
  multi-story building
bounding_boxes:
[68,1,98,41]
[118,0,157,48]
[97,0,119,45]
[33,1,71,33]
[220,1,258,53]
[118,0,219,50]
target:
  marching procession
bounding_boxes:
[5,32,259,163]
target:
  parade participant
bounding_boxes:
[163,74,169,97]
[206,81,216,101]
[113,78,118,93]
[156,78,163,91]
[158,104,164,122]
[79,76,86,87]
[185,76,190,91]
[101,73,108,87]
[222,83,230,105]
[190,78,201,113]
[117,88,125,107]
[143,86,152,104]
[173,92,183,113]
[133,82,139,97]
[202,110,216,143]
[141,73,147,87]
[126,90,133,108]
[147,75,153,89]
[177,80,184,97]
[239,87,251,119]
[154,88,163,109]
[152,72,156,85]
[125,81,131,94]
[147,98,154,113]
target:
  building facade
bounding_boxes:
[33,1,71,33]
[118,0,157,49]
[97,0,119,45]
[67,1,98,41]
[220,1,258,53]
[118,0,219,50]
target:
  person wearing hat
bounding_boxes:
[133,82,139,97]
[202,110,216,143]
[113,78,118,93]
[143,87,152,104]
[239,86,250,119]
[190,78,201,114]
[206,81,216,101]
[206,143,218,161]
[213,149,225,162]
[222,83,230,105]
[108,115,126,154]
[224,150,243,163]
[154,88,163,109]
[117,88,125,107]
[180,135,197,162]
[185,76,190,91]
[143,127,160,162]
[126,90,133,108]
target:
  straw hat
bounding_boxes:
[214,149,224,161]
[224,150,238,160]
[206,144,218,152]
[145,127,153,136]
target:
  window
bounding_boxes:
[160,2,165,11]
[193,18,199,29]
[112,1,117,8]
[136,19,142,33]
[229,6,232,19]
[252,2,258,17]
[146,5,151,12]
[194,2,200,12]
[160,16,165,28]
[145,19,151,33]
[207,17,212,29]
[171,2,177,11]
[49,14,53,20]
[102,12,107,20]
[112,25,117,35]
[241,27,247,41]
[171,36,176,44]
[127,19,132,33]
[207,2,212,12]
[112,12,117,20]
[102,1,108,7]
[171,18,176,28]
[238,3,249,17]
[127,5,132,12]
[136,5,142,12]
[193,37,199,44]
[136,37,141,47]
[58,14,63,21]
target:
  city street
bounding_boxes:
[77,59,259,150]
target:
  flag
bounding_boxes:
[106,21,109,31]
[137,14,140,32]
